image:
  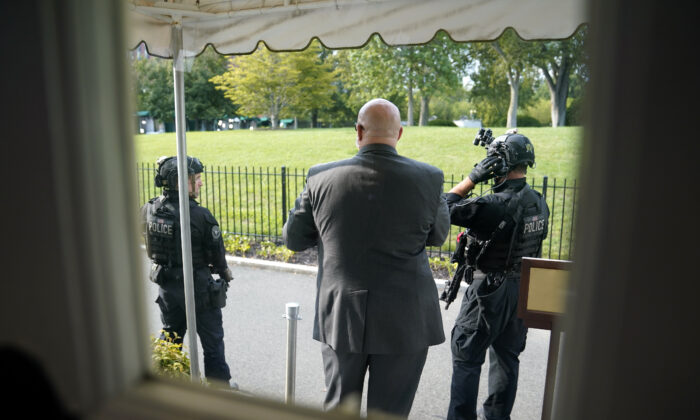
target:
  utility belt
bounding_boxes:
[149,263,227,309]
[148,263,210,284]
[471,267,520,290]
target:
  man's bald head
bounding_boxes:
[356,98,403,148]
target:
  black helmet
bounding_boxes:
[154,155,204,190]
[487,131,535,169]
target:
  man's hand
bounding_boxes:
[221,267,234,284]
[468,156,506,184]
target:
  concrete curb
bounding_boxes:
[225,254,451,286]
[225,255,318,275]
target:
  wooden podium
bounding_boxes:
[518,257,573,420]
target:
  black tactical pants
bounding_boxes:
[447,273,527,420]
[156,269,231,383]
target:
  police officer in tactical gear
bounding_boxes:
[444,130,549,420]
[141,155,235,387]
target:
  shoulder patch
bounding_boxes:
[211,225,221,240]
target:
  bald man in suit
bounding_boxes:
[283,98,450,418]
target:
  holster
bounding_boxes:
[208,277,228,309]
[149,264,164,285]
[463,265,475,285]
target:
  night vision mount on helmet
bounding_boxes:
[154,155,204,190]
[473,128,536,173]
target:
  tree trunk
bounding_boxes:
[270,101,278,130]
[407,79,414,126]
[552,74,569,127]
[506,69,520,129]
[541,58,572,127]
[507,78,520,129]
[491,42,521,129]
[419,95,430,126]
[311,110,318,128]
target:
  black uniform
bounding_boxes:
[445,178,549,420]
[141,190,231,382]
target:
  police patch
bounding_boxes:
[522,214,546,236]
[212,225,221,240]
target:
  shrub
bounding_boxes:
[566,97,584,126]
[427,119,458,127]
[151,331,190,380]
[224,234,251,255]
[429,256,458,278]
[522,98,551,126]
[516,115,542,127]
[256,240,295,262]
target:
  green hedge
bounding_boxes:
[516,115,542,127]
[427,119,457,127]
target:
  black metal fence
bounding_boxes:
[137,164,578,261]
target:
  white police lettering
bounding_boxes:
[523,216,545,234]
[148,220,173,235]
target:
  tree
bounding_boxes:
[467,64,511,126]
[467,29,539,128]
[184,47,238,130]
[408,34,464,126]
[343,33,464,126]
[319,50,358,127]
[131,49,237,131]
[430,85,473,122]
[530,26,588,127]
[210,40,335,129]
[131,57,174,124]
[289,42,336,127]
[341,38,405,116]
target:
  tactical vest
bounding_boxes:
[475,185,549,272]
[145,196,207,268]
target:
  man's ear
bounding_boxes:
[397,126,403,142]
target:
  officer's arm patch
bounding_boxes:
[211,225,221,240]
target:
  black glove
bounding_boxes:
[468,156,506,184]
[221,268,234,284]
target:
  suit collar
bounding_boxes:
[357,143,398,156]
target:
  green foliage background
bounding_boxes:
[134,126,582,181]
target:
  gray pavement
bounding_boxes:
[144,256,549,420]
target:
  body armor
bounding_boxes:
[474,186,548,272]
[145,197,181,266]
[144,196,208,268]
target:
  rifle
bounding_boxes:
[440,231,473,309]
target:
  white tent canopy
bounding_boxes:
[128,0,587,57]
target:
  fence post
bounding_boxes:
[281,166,288,225]
[283,302,302,404]
[542,176,549,200]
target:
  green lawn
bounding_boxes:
[134,127,583,260]
[134,126,583,181]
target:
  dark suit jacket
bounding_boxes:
[283,143,450,354]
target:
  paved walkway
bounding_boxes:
[144,255,550,420]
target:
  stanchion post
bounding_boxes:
[542,325,562,420]
[283,302,302,404]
